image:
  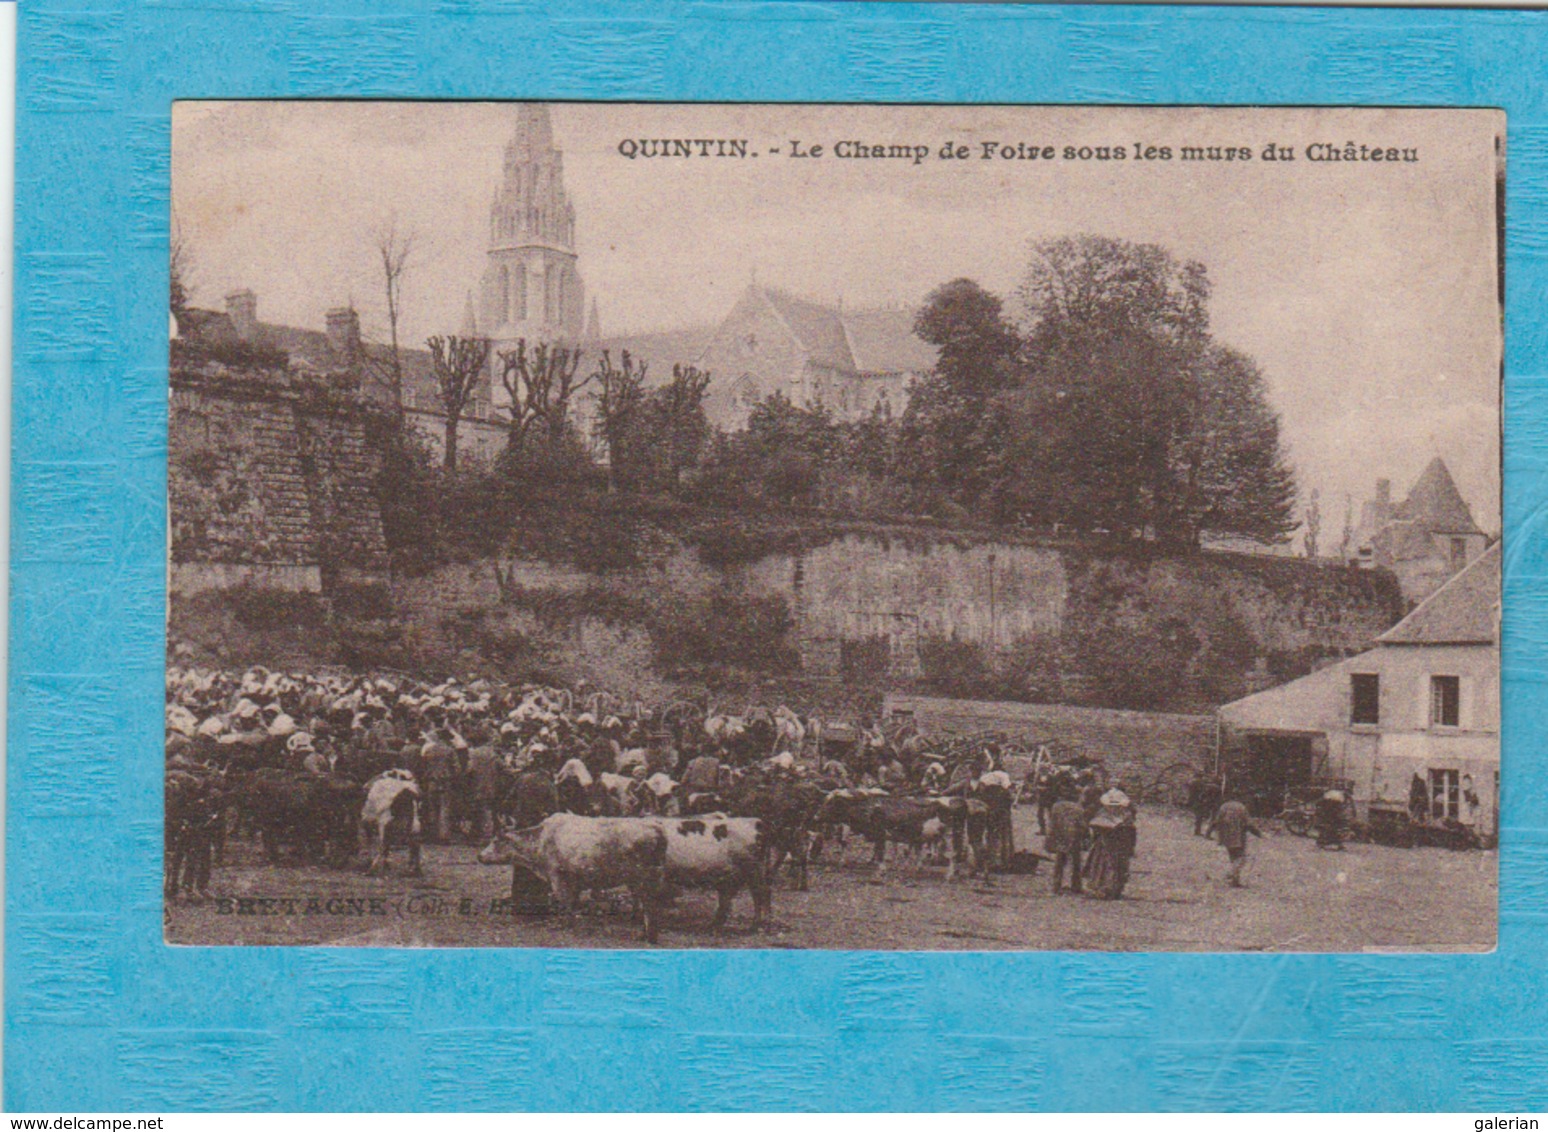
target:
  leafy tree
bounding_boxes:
[642,363,712,489]
[900,279,1022,511]
[1009,235,1295,546]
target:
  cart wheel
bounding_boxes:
[1284,810,1311,837]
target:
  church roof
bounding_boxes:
[1394,457,1484,536]
[1379,539,1500,645]
[761,288,856,371]
[591,326,719,385]
[757,286,936,376]
[841,307,938,374]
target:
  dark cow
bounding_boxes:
[507,769,561,828]
[816,792,963,877]
[729,779,825,891]
[238,769,359,864]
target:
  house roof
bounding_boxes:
[177,304,465,410]
[1379,539,1501,645]
[1394,457,1484,536]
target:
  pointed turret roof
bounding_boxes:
[1379,540,1500,645]
[1395,457,1484,536]
[585,297,602,342]
[461,292,479,337]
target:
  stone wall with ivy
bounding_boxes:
[168,359,389,588]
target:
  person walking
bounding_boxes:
[1187,773,1221,836]
[1206,797,1263,888]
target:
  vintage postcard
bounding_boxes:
[165,103,1501,950]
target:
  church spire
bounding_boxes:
[479,103,585,346]
[585,297,601,342]
[461,291,479,337]
[490,103,576,253]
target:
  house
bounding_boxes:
[176,290,508,464]
[1217,540,1499,841]
[1348,457,1491,604]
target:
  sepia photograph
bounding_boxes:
[164,102,1502,951]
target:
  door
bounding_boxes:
[1242,733,1316,813]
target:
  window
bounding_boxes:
[1430,675,1461,727]
[1430,768,1460,821]
[1350,674,1380,724]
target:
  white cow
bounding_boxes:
[478,813,668,943]
[360,770,422,875]
[652,814,771,931]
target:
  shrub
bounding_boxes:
[918,633,992,698]
[649,585,798,673]
[227,584,327,631]
[330,579,394,621]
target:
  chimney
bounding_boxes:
[226,289,258,340]
[1375,478,1392,506]
[325,306,361,369]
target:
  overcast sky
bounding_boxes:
[174,102,1502,530]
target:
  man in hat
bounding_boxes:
[1206,797,1264,888]
[419,728,458,843]
[1187,772,1222,837]
[1084,788,1138,899]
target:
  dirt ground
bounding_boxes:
[166,807,1497,952]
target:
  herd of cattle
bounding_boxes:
[165,666,1069,942]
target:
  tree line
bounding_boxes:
[175,222,1297,557]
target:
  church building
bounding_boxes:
[595,283,937,430]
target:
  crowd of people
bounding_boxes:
[165,665,1267,908]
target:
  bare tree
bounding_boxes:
[591,350,648,492]
[369,216,416,412]
[495,339,590,453]
[655,363,713,487]
[1303,488,1321,560]
[427,334,491,471]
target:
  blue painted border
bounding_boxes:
[9,1,1544,1112]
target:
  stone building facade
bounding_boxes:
[1348,457,1491,604]
[599,285,938,430]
